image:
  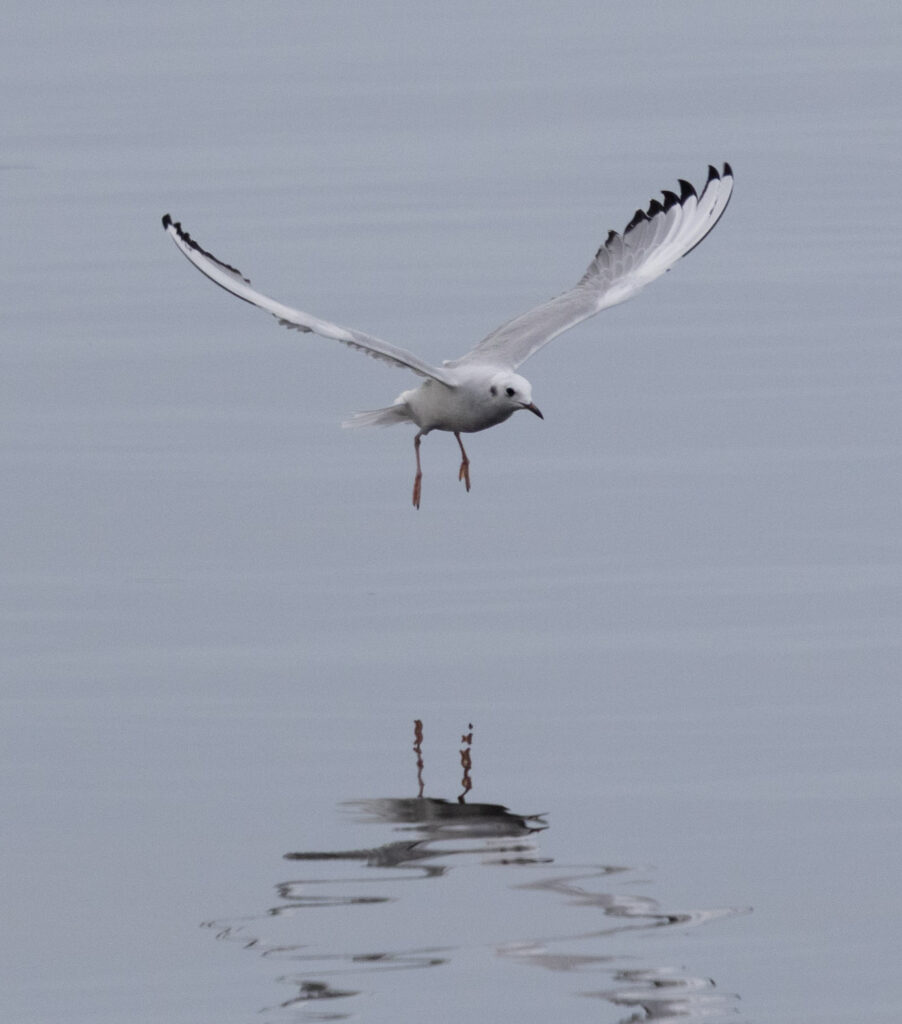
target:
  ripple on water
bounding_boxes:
[202,785,748,1021]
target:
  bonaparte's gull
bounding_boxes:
[163,163,732,507]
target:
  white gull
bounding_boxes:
[163,163,733,508]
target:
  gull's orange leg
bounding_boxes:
[455,432,471,492]
[412,431,424,509]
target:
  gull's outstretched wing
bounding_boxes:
[162,215,455,386]
[449,163,733,371]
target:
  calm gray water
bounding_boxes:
[3,3,900,1022]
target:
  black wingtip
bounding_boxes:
[647,197,665,218]
[624,207,648,234]
[707,164,720,183]
[678,178,697,202]
[160,215,252,284]
[723,161,733,178]
[661,189,680,212]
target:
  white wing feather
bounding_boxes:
[162,215,456,386]
[450,163,733,370]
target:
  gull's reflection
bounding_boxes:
[283,793,546,878]
[282,722,546,881]
[203,720,746,1022]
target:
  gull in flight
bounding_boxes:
[162,163,732,508]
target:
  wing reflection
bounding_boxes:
[497,866,746,1021]
[203,720,747,1022]
[262,978,359,1018]
[283,795,548,872]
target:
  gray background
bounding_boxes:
[3,2,899,1022]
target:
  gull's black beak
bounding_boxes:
[522,401,544,419]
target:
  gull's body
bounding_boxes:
[163,163,732,507]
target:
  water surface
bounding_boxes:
[2,3,900,1022]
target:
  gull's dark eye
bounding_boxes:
[489,385,497,396]
[505,386,516,397]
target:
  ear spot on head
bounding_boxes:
[489,385,497,396]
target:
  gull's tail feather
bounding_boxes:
[342,403,412,429]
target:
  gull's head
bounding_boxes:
[487,371,543,420]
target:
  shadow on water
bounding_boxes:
[203,721,748,1021]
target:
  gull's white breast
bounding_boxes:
[400,375,514,434]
